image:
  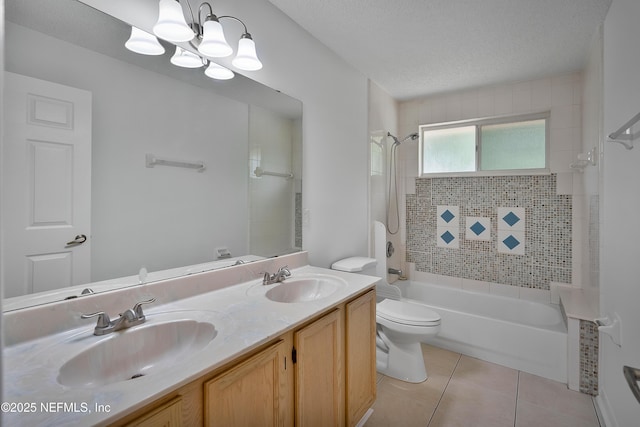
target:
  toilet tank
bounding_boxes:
[332,257,402,301]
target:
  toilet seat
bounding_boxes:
[377,299,441,327]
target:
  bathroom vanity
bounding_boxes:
[2,252,378,426]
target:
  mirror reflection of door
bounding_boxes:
[2,72,92,298]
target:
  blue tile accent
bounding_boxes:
[503,211,521,227]
[441,230,455,244]
[441,209,455,223]
[470,221,486,236]
[503,235,521,250]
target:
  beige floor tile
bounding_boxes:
[515,400,600,427]
[379,373,449,403]
[367,383,437,427]
[421,344,461,378]
[428,377,516,427]
[517,371,597,423]
[370,345,600,427]
[450,355,519,396]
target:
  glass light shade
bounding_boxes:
[170,47,205,68]
[197,20,233,58]
[232,37,263,71]
[125,27,165,55]
[204,62,234,80]
[153,0,195,42]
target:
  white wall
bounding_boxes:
[5,23,250,282]
[580,27,603,309]
[367,81,398,264]
[0,0,5,398]
[598,0,640,424]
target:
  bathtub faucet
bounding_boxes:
[388,267,403,276]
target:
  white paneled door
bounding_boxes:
[2,72,92,298]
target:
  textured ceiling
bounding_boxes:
[268,0,611,100]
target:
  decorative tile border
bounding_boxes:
[497,229,525,255]
[406,174,572,290]
[498,207,526,231]
[436,206,459,249]
[437,228,459,248]
[437,205,459,227]
[466,217,491,241]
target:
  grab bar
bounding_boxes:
[253,167,293,179]
[146,153,206,172]
[623,365,640,404]
[608,111,640,150]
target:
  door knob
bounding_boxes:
[66,234,87,246]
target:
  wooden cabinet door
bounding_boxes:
[345,290,376,426]
[294,308,344,427]
[125,397,182,427]
[204,340,288,427]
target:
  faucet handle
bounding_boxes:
[132,297,156,318]
[278,265,291,276]
[81,311,111,328]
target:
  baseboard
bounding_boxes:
[595,391,616,427]
[355,408,374,427]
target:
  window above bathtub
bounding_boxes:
[418,112,550,177]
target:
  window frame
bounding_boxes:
[418,112,551,177]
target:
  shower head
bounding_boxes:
[404,132,419,142]
[387,132,401,145]
[387,132,419,145]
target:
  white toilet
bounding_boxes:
[331,257,441,383]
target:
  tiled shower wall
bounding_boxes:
[406,174,572,290]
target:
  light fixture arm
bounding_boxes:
[167,0,196,32]
[197,2,217,35]
[217,15,250,37]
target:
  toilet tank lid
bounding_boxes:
[331,257,377,272]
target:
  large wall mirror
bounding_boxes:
[2,0,303,309]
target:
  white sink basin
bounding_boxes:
[57,317,216,388]
[265,276,346,303]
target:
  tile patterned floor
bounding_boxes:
[366,344,601,427]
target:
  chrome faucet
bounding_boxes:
[262,266,291,285]
[388,267,403,276]
[81,298,155,336]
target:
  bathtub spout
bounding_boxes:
[388,267,403,276]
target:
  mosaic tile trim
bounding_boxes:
[406,174,572,290]
[295,192,302,248]
[579,320,599,396]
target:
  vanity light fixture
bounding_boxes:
[125,0,263,80]
[170,46,206,68]
[204,61,234,80]
[153,0,196,42]
[125,27,165,55]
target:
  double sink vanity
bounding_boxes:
[3,252,378,426]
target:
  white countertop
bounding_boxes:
[2,260,378,426]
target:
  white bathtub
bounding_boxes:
[398,281,567,382]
